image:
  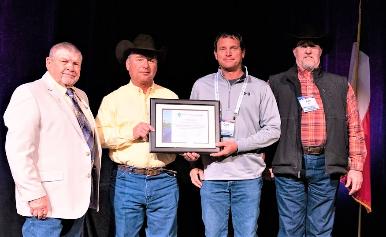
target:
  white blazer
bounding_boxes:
[3,72,101,219]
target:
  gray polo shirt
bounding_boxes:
[190,69,281,180]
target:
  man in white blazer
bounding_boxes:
[3,42,101,237]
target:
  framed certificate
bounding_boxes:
[149,98,220,153]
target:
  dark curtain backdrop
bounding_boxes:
[1,0,385,236]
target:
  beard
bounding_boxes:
[301,58,319,71]
[302,64,316,71]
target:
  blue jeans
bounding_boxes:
[275,154,339,237]
[22,216,85,237]
[111,167,179,237]
[200,178,263,237]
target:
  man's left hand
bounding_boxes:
[210,139,238,157]
[29,195,50,219]
[345,169,363,195]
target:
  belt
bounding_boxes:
[303,146,325,155]
[117,165,177,176]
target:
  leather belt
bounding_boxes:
[117,165,177,176]
[303,146,325,155]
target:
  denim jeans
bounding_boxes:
[275,154,339,237]
[111,167,179,237]
[200,178,263,237]
[22,216,85,237]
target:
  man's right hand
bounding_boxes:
[133,122,154,141]
[190,168,204,188]
[28,195,50,219]
[182,152,200,161]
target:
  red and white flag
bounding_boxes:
[348,42,372,213]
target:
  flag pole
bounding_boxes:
[352,0,362,94]
[357,205,361,237]
[355,1,363,236]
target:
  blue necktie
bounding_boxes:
[66,88,95,159]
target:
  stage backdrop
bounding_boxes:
[0,0,385,236]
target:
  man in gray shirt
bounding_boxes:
[183,32,281,237]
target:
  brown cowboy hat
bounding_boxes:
[288,24,331,53]
[115,33,165,64]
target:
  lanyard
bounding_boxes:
[214,66,249,117]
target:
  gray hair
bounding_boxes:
[49,42,82,58]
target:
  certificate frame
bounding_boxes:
[150,98,220,153]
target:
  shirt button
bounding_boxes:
[87,173,91,178]
[86,151,90,156]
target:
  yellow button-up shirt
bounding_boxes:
[96,81,178,168]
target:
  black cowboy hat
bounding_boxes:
[115,33,165,64]
[288,24,331,53]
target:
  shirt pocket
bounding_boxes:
[39,171,64,182]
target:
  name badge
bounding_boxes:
[221,120,235,137]
[298,96,319,112]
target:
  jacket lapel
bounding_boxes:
[42,79,85,140]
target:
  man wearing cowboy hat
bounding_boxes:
[96,34,179,237]
[268,24,366,237]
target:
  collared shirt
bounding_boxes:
[96,81,178,168]
[46,72,67,95]
[299,69,326,146]
[298,68,366,171]
[44,72,95,135]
